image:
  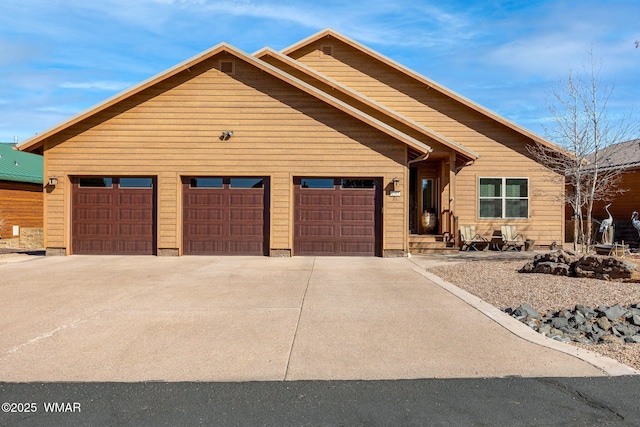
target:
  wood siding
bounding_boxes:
[0,181,43,239]
[291,38,565,247]
[41,53,407,254]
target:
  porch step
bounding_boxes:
[408,235,458,254]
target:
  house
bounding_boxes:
[590,139,640,246]
[0,142,43,246]
[17,29,566,256]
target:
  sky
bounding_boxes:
[1,0,639,144]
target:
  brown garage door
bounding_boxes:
[72,177,156,255]
[294,177,381,256]
[182,177,269,255]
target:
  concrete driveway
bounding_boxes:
[0,255,632,381]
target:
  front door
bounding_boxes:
[409,164,441,235]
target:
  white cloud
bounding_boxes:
[59,81,132,91]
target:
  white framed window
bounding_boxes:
[478,177,529,219]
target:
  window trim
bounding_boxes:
[478,177,529,219]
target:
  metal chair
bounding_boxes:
[500,225,526,251]
[459,225,488,251]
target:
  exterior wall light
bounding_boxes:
[48,177,59,186]
[220,131,234,141]
[390,177,401,197]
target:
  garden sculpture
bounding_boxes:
[632,211,640,240]
[599,203,613,244]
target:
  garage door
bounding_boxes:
[294,177,381,256]
[182,177,269,255]
[72,177,156,255]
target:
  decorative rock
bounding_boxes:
[514,303,541,320]
[504,302,640,345]
[570,312,586,326]
[520,250,639,281]
[597,317,611,331]
[551,317,569,329]
[604,304,627,321]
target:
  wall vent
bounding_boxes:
[219,60,234,74]
[321,45,333,56]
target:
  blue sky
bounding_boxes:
[1,0,639,143]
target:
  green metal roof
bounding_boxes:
[0,143,43,185]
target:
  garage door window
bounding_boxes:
[341,179,375,189]
[230,178,263,188]
[79,177,113,187]
[189,177,223,188]
[301,178,335,189]
[120,177,153,188]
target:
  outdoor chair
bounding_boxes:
[500,225,526,251]
[459,225,488,251]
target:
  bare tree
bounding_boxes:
[528,51,638,252]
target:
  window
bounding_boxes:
[229,178,263,188]
[190,178,223,188]
[119,177,153,188]
[341,179,374,189]
[79,177,112,187]
[479,178,528,219]
[300,178,334,189]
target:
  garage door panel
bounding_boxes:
[297,241,336,254]
[76,193,114,205]
[186,208,224,221]
[340,242,374,254]
[340,194,374,206]
[298,194,335,206]
[297,210,334,221]
[75,208,113,221]
[229,209,263,221]
[294,177,380,256]
[230,193,263,205]
[229,224,263,236]
[119,208,152,221]
[296,225,335,236]
[182,177,268,255]
[340,226,374,236]
[119,193,152,205]
[340,210,374,221]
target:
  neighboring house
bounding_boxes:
[590,139,640,245]
[0,143,43,243]
[17,29,566,256]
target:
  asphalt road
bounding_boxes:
[2,377,640,426]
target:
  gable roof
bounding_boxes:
[254,47,479,162]
[17,42,432,156]
[281,28,561,152]
[0,143,43,184]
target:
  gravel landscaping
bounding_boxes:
[428,253,640,372]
